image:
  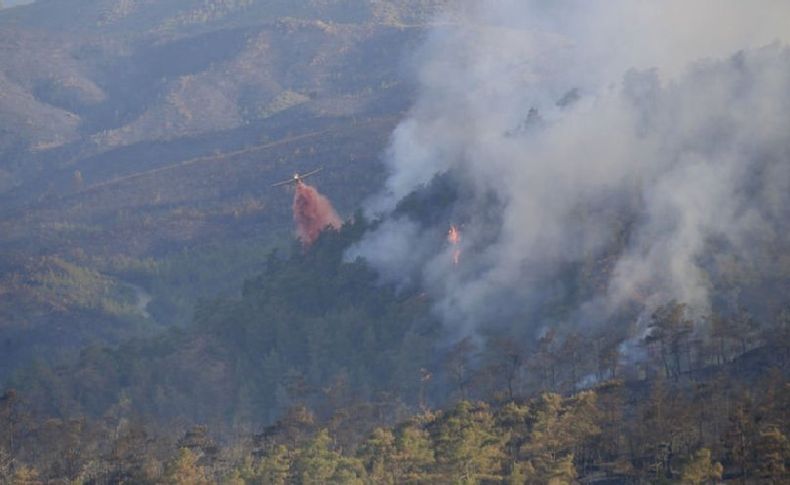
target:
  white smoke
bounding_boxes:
[349,1,790,337]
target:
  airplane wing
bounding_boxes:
[300,167,323,179]
[271,179,294,187]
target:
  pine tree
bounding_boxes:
[754,426,788,483]
[291,429,365,484]
[496,401,530,476]
[358,427,397,484]
[519,393,579,484]
[724,401,757,483]
[645,301,693,378]
[433,401,506,483]
[163,448,210,485]
[255,445,292,485]
[393,422,435,482]
[292,429,338,484]
[11,465,41,485]
[443,338,476,400]
[680,448,723,485]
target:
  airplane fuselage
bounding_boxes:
[271,167,323,187]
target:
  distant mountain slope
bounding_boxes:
[6,116,397,258]
[0,0,447,165]
[0,1,448,383]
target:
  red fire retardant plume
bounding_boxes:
[293,182,342,247]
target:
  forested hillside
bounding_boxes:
[4,376,789,483]
[0,0,446,383]
[2,173,789,483]
[2,198,789,482]
[8,219,441,424]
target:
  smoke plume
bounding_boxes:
[348,1,790,341]
[293,183,342,247]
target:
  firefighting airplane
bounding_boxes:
[270,167,323,187]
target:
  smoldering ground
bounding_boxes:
[347,1,790,346]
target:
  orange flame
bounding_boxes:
[447,225,460,245]
[447,225,461,265]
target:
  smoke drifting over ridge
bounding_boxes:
[348,1,790,339]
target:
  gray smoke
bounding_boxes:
[347,1,790,340]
